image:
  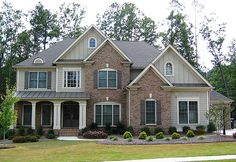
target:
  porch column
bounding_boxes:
[10,104,15,129]
[79,101,87,129]
[31,101,36,129]
[53,102,61,129]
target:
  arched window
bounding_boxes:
[165,62,173,76]
[88,37,97,48]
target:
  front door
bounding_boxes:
[63,103,79,128]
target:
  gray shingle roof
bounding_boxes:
[113,41,161,68]
[172,83,209,87]
[15,38,76,67]
[15,91,90,99]
[210,90,233,102]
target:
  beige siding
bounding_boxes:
[154,49,204,83]
[170,91,209,130]
[17,68,56,91]
[61,29,105,60]
[56,65,85,92]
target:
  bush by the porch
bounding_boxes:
[83,131,108,139]
[12,135,38,143]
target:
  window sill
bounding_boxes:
[145,124,156,126]
[97,88,118,90]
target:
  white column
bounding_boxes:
[79,101,87,129]
[10,104,15,129]
[53,102,61,129]
[31,101,36,129]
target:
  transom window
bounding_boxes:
[22,104,32,126]
[178,100,198,124]
[64,71,80,88]
[95,103,120,126]
[165,62,173,76]
[145,100,156,124]
[29,72,47,88]
[98,70,117,88]
[88,37,97,48]
[41,104,52,126]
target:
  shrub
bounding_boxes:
[180,136,188,141]
[198,136,206,140]
[126,126,134,135]
[26,127,34,135]
[105,123,112,135]
[36,126,44,136]
[83,131,108,139]
[233,132,236,139]
[127,137,133,142]
[140,127,150,136]
[89,122,98,131]
[6,129,16,140]
[17,127,25,136]
[168,126,177,135]
[186,130,195,138]
[164,137,171,141]
[182,126,191,134]
[207,122,216,133]
[116,123,126,134]
[155,132,164,139]
[123,131,132,139]
[195,125,206,135]
[112,136,118,141]
[47,130,56,139]
[146,136,155,142]
[81,127,89,134]
[138,131,147,140]
[171,132,181,139]
[12,136,26,143]
[25,135,38,142]
[47,130,55,135]
[154,127,164,134]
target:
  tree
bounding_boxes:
[57,2,86,38]
[161,0,197,67]
[96,2,159,45]
[0,88,19,146]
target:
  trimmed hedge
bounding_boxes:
[182,126,191,134]
[140,127,150,136]
[155,132,164,139]
[168,126,177,135]
[123,131,132,139]
[12,135,38,143]
[171,132,181,139]
[186,130,195,138]
[138,131,147,140]
[83,131,108,139]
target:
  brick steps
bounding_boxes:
[59,129,80,136]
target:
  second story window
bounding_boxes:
[98,69,117,89]
[88,37,97,48]
[64,71,80,88]
[165,62,173,76]
[29,72,47,88]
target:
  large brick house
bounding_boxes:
[13,25,232,135]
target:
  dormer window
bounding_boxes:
[88,37,97,48]
[33,58,44,64]
[165,62,174,76]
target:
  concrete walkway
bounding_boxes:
[220,129,236,136]
[107,155,236,162]
[57,136,104,141]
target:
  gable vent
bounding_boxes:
[33,58,44,64]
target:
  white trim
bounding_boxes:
[152,45,213,88]
[56,68,58,92]
[28,71,47,89]
[33,57,44,64]
[53,25,106,63]
[177,97,200,125]
[128,89,131,126]
[22,103,32,127]
[83,38,133,63]
[145,99,156,125]
[164,61,174,76]
[62,67,81,88]
[129,64,173,86]
[16,70,20,91]
[41,103,53,127]
[88,37,97,48]
[207,91,209,112]
[98,68,117,89]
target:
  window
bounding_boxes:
[165,62,173,76]
[145,100,156,124]
[95,103,120,126]
[98,70,117,88]
[88,37,97,48]
[23,104,32,126]
[29,72,47,88]
[41,104,52,126]
[178,100,198,124]
[64,71,80,88]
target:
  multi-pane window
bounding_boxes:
[89,38,96,48]
[95,104,120,126]
[98,70,117,88]
[23,104,32,126]
[179,101,198,124]
[64,71,80,88]
[29,72,47,88]
[145,100,156,124]
[41,104,52,126]
[165,62,173,76]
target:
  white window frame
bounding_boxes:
[62,68,81,88]
[28,71,47,89]
[41,103,53,127]
[88,37,97,48]
[22,103,32,126]
[177,97,199,125]
[94,102,121,127]
[98,68,117,89]
[145,99,156,125]
[164,61,174,76]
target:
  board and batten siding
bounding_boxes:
[16,69,56,91]
[154,49,203,83]
[56,65,85,92]
[61,29,105,60]
[170,91,209,130]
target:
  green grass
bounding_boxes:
[1,141,236,162]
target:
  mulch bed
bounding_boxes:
[100,134,236,145]
[0,145,16,149]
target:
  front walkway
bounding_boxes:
[108,155,236,162]
[57,136,104,141]
[220,129,236,136]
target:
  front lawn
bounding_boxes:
[1,141,236,162]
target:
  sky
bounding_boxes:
[2,0,236,70]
